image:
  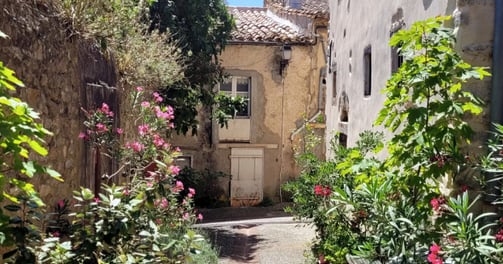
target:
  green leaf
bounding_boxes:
[45,168,63,181]
[22,161,37,177]
[27,139,48,156]
[3,205,21,212]
[81,188,94,200]
[139,230,151,237]
[462,102,483,115]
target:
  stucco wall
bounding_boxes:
[173,35,327,203]
[325,0,494,158]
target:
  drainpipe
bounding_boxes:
[491,1,503,126]
[290,67,326,141]
[289,29,327,140]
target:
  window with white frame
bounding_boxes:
[219,76,251,118]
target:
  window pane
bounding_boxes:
[236,77,250,92]
[236,99,250,117]
[220,78,232,92]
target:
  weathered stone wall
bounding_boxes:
[0,0,117,206]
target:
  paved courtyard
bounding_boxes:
[197,217,315,264]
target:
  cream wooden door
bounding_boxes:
[230,148,264,207]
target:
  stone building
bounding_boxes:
[173,0,328,206]
[324,0,498,158]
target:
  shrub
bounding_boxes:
[285,16,502,264]
[177,167,230,208]
[57,0,184,89]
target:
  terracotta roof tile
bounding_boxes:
[268,0,329,17]
[229,7,313,43]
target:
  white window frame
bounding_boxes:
[219,76,251,118]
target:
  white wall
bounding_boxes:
[324,0,494,158]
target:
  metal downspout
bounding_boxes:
[491,1,503,126]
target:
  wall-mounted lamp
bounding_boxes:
[280,44,292,76]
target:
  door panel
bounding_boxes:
[230,148,263,207]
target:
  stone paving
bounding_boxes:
[196,204,315,264]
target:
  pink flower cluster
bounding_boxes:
[125,141,145,152]
[188,188,196,198]
[154,197,169,209]
[495,218,503,242]
[153,92,163,103]
[427,244,443,264]
[430,196,446,212]
[174,180,184,192]
[98,103,114,117]
[314,185,331,197]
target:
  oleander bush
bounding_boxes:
[285,16,503,264]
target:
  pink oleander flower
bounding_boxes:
[130,141,145,152]
[146,181,153,188]
[136,86,144,92]
[430,244,441,254]
[141,101,150,108]
[197,213,203,220]
[183,212,189,220]
[155,218,162,225]
[123,188,130,196]
[116,128,123,135]
[152,134,165,147]
[57,199,65,208]
[431,198,440,210]
[160,197,168,209]
[153,92,163,103]
[323,186,331,196]
[174,180,184,192]
[427,243,443,264]
[314,185,331,197]
[169,165,181,175]
[188,188,196,198]
[78,132,87,139]
[430,197,445,212]
[96,123,108,132]
[138,124,149,136]
[427,253,442,264]
[99,103,114,117]
[93,197,100,203]
[496,229,503,242]
[100,103,109,113]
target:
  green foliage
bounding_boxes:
[286,16,501,264]
[149,0,236,134]
[176,167,230,208]
[213,92,247,128]
[58,0,184,89]
[437,193,501,263]
[376,16,489,180]
[283,131,383,263]
[0,35,61,261]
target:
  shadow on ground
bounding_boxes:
[198,203,292,223]
[203,224,265,262]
